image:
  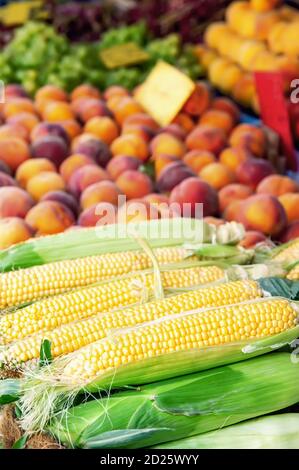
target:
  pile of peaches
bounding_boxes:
[196,0,299,117]
[0,80,298,250]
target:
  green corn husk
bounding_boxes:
[154,414,299,449]
[48,353,299,449]
[0,218,208,272]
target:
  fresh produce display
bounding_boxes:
[0,76,298,251]
[0,21,201,94]
[0,1,299,452]
[0,218,299,448]
[196,0,299,141]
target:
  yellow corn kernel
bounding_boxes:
[273,239,299,264]
[0,265,224,344]
[2,280,262,364]
[0,246,190,309]
[64,297,299,381]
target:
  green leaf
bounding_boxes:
[39,339,53,367]
[258,277,299,300]
[0,379,21,404]
[12,435,28,449]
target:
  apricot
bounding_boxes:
[80,180,121,210]
[199,110,235,135]
[0,123,29,142]
[223,200,244,222]
[256,175,299,196]
[41,190,78,217]
[35,85,68,103]
[157,162,195,193]
[280,221,299,243]
[169,177,219,218]
[219,146,251,171]
[7,112,39,134]
[110,134,149,162]
[0,187,34,218]
[123,113,159,132]
[26,171,66,201]
[251,0,281,12]
[0,217,34,249]
[3,98,36,119]
[71,84,101,101]
[150,133,186,159]
[236,159,275,189]
[76,99,111,123]
[159,124,186,141]
[84,116,119,144]
[31,122,69,144]
[42,101,74,122]
[211,97,240,124]
[59,154,95,183]
[229,124,266,158]
[72,135,112,167]
[232,73,256,108]
[241,194,287,236]
[239,230,267,248]
[68,165,110,198]
[106,95,126,114]
[278,193,299,223]
[5,84,28,99]
[186,125,227,155]
[106,155,140,180]
[116,170,153,200]
[0,171,17,187]
[78,203,117,227]
[182,82,211,116]
[183,150,216,173]
[154,154,179,178]
[122,124,154,143]
[200,162,236,190]
[219,183,254,213]
[103,86,129,101]
[173,113,195,133]
[0,137,30,171]
[25,201,75,235]
[117,199,160,224]
[31,136,69,168]
[114,97,144,126]
[56,120,82,140]
[16,158,57,188]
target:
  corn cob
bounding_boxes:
[272,238,299,264]
[1,280,264,364]
[0,265,224,345]
[61,297,298,383]
[0,246,192,309]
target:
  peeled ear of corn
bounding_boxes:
[1,279,262,363]
[54,296,299,392]
[0,264,225,346]
[153,414,299,449]
[47,353,299,449]
[0,246,192,310]
[0,218,208,272]
[272,238,299,264]
[15,296,299,434]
